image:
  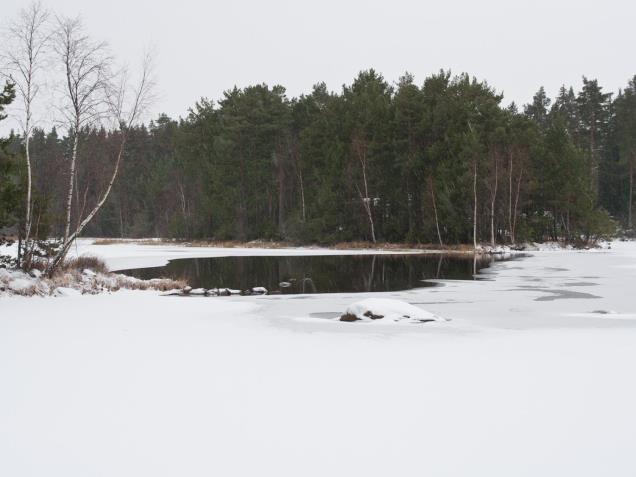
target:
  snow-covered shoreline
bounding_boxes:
[62,238,449,271]
[2,240,636,476]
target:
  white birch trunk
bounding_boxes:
[63,126,79,243]
[473,159,478,250]
[490,154,498,247]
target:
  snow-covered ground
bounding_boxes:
[64,238,433,271]
[2,240,636,476]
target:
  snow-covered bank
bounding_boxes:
[2,241,636,476]
[0,263,184,297]
[63,238,435,271]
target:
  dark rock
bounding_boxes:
[339,313,360,322]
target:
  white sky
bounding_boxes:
[2,0,635,131]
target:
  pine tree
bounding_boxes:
[577,77,612,197]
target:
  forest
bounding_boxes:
[1,4,634,262]
[3,68,635,250]
[0,4,634,259]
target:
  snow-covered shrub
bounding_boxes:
[0,263,186,297]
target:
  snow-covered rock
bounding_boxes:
[8,277,35,293]
[190,288,207,295]
[246,286,268,295]
[340,298,444,323]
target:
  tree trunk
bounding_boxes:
[362,162,376,243]
[22,124,33,268]
[277,152,285,237]
[473,159,478,250]
[48,134,127,275]
[362,197,376,244]
[64,126,79,243]
[490,154,498,247]
[508,152,513,244]
[429,175,443,247]
[355,140,376,243]
[512,167,523,244]
[629,160,634,230]
[177,180,190,237]
[299,167,306,222]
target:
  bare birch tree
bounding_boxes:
[507,145,525,244]
[472,157,478,250]
[488,147,500,247]
[2,1,50,268]
[352,133,376,243]
[53,16,111,245]
[428,174,443,247]
[290,140,306,223]
[629,153,634,230]
[47,52,155,274]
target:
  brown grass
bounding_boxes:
[91,238,301,248]
[111,275,187,292]
[90,238,477,253]
[59,255,109,274]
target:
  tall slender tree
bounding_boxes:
[3,1,50,268]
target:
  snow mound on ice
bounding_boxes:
[341,298,444,323]
[53,287,82,297]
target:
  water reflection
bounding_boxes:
[120,253,512,294]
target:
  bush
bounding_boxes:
[58,255,109,275]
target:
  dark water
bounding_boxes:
[120,253,517,295]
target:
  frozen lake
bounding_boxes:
[3,240,636,476]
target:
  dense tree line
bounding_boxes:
[3,69,636,247]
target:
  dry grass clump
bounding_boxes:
[109,274,187,292]
[58,255,109,274]
[91,238,124,245]
[44,269,186,294]
[92,238,163,245]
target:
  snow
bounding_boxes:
[2,240,636,476]
[249,286,268,295]
[0,268,50,296]
[52,286,82,297]
[7,277,33,292]
[60,238,437,271]
[343,298,444,323]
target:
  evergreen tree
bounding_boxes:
[614,77,636,228]
[577,77,612,197]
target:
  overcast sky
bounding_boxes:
[2,0,635,128]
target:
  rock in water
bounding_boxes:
[243,286,268,295]
[340,298,444,323]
